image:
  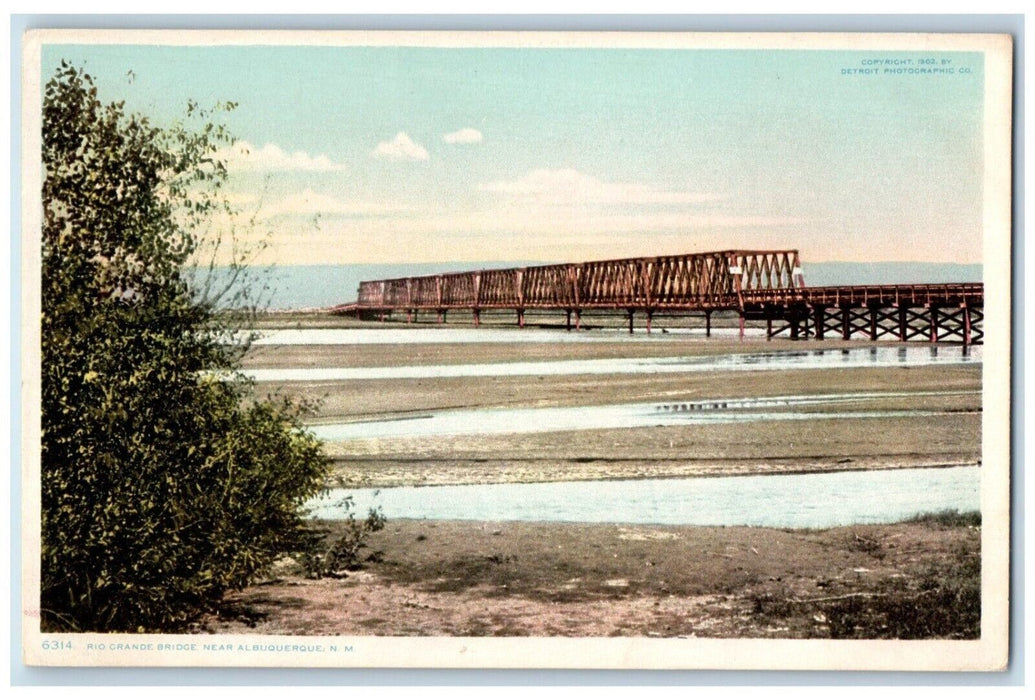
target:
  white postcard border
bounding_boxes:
[18,28,1015,672]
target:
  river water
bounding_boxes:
[309,465,979,528]
[247,326,980,347]
[246,345,980,382]
[308,390,975,441]
[268,327,980,528]
[247,327,699,345]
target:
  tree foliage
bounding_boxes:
[40,63,329,632]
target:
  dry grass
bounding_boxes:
[198,516,980,639]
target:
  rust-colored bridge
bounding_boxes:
[333,249,983,346]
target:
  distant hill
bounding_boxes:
[193,260,983,310]
[191,262,541,310]
[803,262,982,287]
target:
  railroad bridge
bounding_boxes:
[333,249,983,346]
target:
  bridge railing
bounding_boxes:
[740,283,984,307]
[354,249,804,310]
[523,263,578,307]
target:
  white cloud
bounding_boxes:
[372,132,429,161]
[443,128,483,144]
[217,140,347,172]
[479,168,720,206]
[257,189,404,219]
[202,169,796,266]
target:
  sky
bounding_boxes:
[39,41,987,267]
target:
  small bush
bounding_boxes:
[301,502,387,578]
[904,510,981,528]
[825,546,980,639]
[846,532,885,559]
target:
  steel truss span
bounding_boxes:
[333,249,983,346]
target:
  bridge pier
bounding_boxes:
[705,311,712,338]
[517,309,525,328]
[813,305,826,340]
[646,311,653,334]
[790,315,800,340]
[473,308,481,327]
[628,310,635,335]
[962,303,972,349]
[565,309,584,331]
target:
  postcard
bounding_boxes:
[19,28,1013,671]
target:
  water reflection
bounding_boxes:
[246,327,697,346]
[247,345,980,382]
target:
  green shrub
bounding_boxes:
[824,545,980,639]
[302,501,387,578]
[40,64,329,632]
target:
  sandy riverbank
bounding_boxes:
[197,515,980,639]
[322,414,980,487]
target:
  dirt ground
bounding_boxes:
[197,516,980,639]
[257,363,980,420]
[324,413,980,487]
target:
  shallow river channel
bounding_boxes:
[308,465,979,529]
[309,389,976,440]
[248,327,751,345]
[247,345,980,382]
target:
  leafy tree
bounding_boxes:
[40,63,329,632]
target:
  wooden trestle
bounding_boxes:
[334,249,983,346]
[740,283,984,347]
